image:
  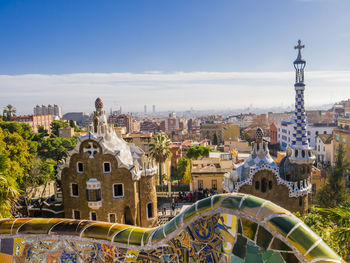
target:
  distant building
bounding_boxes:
[267,112,293,124]
[140,120,160,134]
[152,105,155,113]
[278,122,335,150]
[144,105,147,114]
[315,134,332,166]
[200,123,240,144]
[332,116,350,165]
[62,112,92,127]
[34,104,62,119]
[191,152,234,193]
[11,114,53,133]
[108,114,133,133]
[58,127,75,138]
[58,98,158,227]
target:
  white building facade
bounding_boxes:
[278,122,335,151]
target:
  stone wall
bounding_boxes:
[239,170,308,215]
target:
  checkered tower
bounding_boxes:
[289,40,315,164]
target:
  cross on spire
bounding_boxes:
[294,40,305,51]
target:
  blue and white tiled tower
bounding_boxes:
[289,40,315,164]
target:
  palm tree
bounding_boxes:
[318,205,350,257]
[3,104,16,120]
[149,133,171,185]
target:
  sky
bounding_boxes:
[0,0,350,114]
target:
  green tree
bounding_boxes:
[149,133,171,185]
[38,137,77,162]
[299,206,350,258]
[0,129,19,218]
[316,144,350,207]
[20,158,56,216]
[2,104,16,120]
[0,121,37,155]
[177,157,189,180]
[50,120,70,136]
[69,120,81,132]
[183,160,191,184]
[186,145,213,160]
[213,133,218,145]
[2,130,33,180]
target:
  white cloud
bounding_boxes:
[0,71,349,114]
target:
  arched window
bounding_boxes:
[295,150,298,157]
[302,150,305,158]
[255,181,260,190]
[147,203,154,219]
[299,197,303,207]
[261,178,267,193]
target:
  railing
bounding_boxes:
[156,184,190,192]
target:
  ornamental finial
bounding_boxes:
[294,40,305,60]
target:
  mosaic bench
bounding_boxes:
[0,193,344,262]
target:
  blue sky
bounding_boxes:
[1,0,350,113]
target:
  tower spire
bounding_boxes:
[288,40,315,164]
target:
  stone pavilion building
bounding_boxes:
[58,98,158,227]
[223,40,315,215]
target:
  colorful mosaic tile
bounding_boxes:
[0,193,345,262]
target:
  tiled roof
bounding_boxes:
[318,134,333,144]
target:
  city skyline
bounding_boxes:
[1,69,350,114]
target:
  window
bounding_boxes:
[255,181,260,190]
[113,184,124,198]
[336,135,339,142]
[261,178,267,193]
[323,131,327,134]
[315,131,319,136]
[268,181,272,190]
[73,210,80,219]
[77,162,84,173]
[90,211,97,221]
[198,180,203,190]
[109,213,116,223]
[299,197,303,207]
[86,189,101,201]
[103,162,111,173]
[71,183,79,197]
[212,180,217,190]
[343,138,346,143]
[147,203,154,219]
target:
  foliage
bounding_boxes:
[299,206,350,258]
[149,133,171,185]
[35,126,49,142]
[0,121,37,155]
[19,158,56,216]
[38,136,77,161]
[316,143,350,207]
[50,120,70,136]
[186,145,213,160]
[2,104,16,120]
[177,157,189,179]
[183,159,191,184]
[2,130,33,180]
[0,136,19,218]
[69,120,81,132]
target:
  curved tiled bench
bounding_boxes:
[0,193,344,262]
